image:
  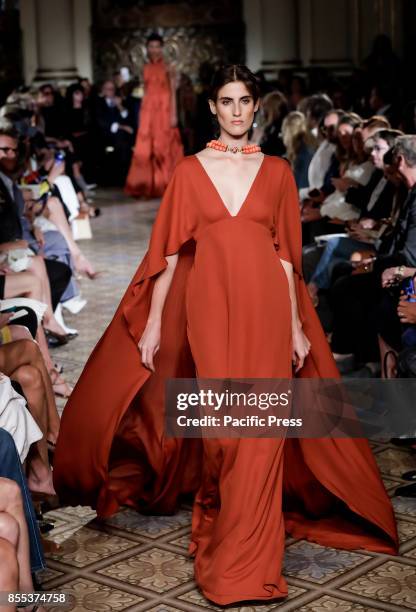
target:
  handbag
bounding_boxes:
[350,249,377,275]
[72,214,92,240]
[0,248,35,273]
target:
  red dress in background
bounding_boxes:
[125,57,184,198]
[54,155,398,606]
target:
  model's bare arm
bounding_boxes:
[138,253,178,372]
[279,259,311,372]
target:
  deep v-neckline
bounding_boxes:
[194,153,266,218]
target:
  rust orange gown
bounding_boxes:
[54,155,398,606]
[124,57,184,198]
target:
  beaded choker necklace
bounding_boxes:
[206,139,261,154]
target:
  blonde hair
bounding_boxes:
[260,90,288,128]
[281,111,314,165]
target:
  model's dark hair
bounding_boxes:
[146,32,164,46]
[209,64,260,103]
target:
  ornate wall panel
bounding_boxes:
[92,0,245,84]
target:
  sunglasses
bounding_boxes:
[0,146,18,155]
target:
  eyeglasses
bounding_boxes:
[0,146,18,155]
[321,124,337,133]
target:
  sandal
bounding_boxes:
[44,328,69,346]
[402,470,416,481]
[49,367,73,398]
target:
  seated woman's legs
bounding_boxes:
[0,479,34,592]
[0,537,18,610]
[27,256,67,336]
[0,340,60,446]
[310,237,371,291]
[0,479,47,612]
[0,429,45,576]
[330,272,382,364]
[3,280,72,398]
[46,196,96,277]
[0,347,55,494]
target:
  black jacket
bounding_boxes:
[0,176,23,244]
[345,169,395,220]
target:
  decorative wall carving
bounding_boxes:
[92,0,245,83]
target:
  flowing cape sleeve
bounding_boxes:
[273,160,339,378]
[53,158,199,516]
[123,158,195,342]
[273,161,398,552]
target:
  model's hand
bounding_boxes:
[292,325,311,372]
[170,114,178,128]
[138,318,161,372]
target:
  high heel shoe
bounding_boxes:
[44,328,69,346]
[31,492,60,513]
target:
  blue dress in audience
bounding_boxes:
[293,142,315,189]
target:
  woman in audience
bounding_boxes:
[320,123,373,221]
[307,130,402,306]
[0,428,46,605]
[329,136,416,373]
[65,83,94,187]
[0,339,58,495]
[252,90,288,156]
[281,111,316,188]
[0,241,68,341]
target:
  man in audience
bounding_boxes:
[0,124,72,337]
[304,93,334,140]
[329,136,416,372]
[94,80,134,185]
[299,108,343,201]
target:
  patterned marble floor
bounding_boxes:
[40,190,416,611]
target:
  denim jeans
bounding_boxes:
[0,428,45,573]
[311,236,371,289]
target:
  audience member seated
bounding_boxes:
[0,124,72,342]
[64,83,95,187]
[329,135,416,374]
[0,429,46,611]
[306,129,402,306]
[94,79,134,185]
[299,108,343,200]
[0,369,42,462]
[301,113,362,242]
[303,93,334,141]
[281,111,316,189]
[252,90,288,156]
[0,337,60,495]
